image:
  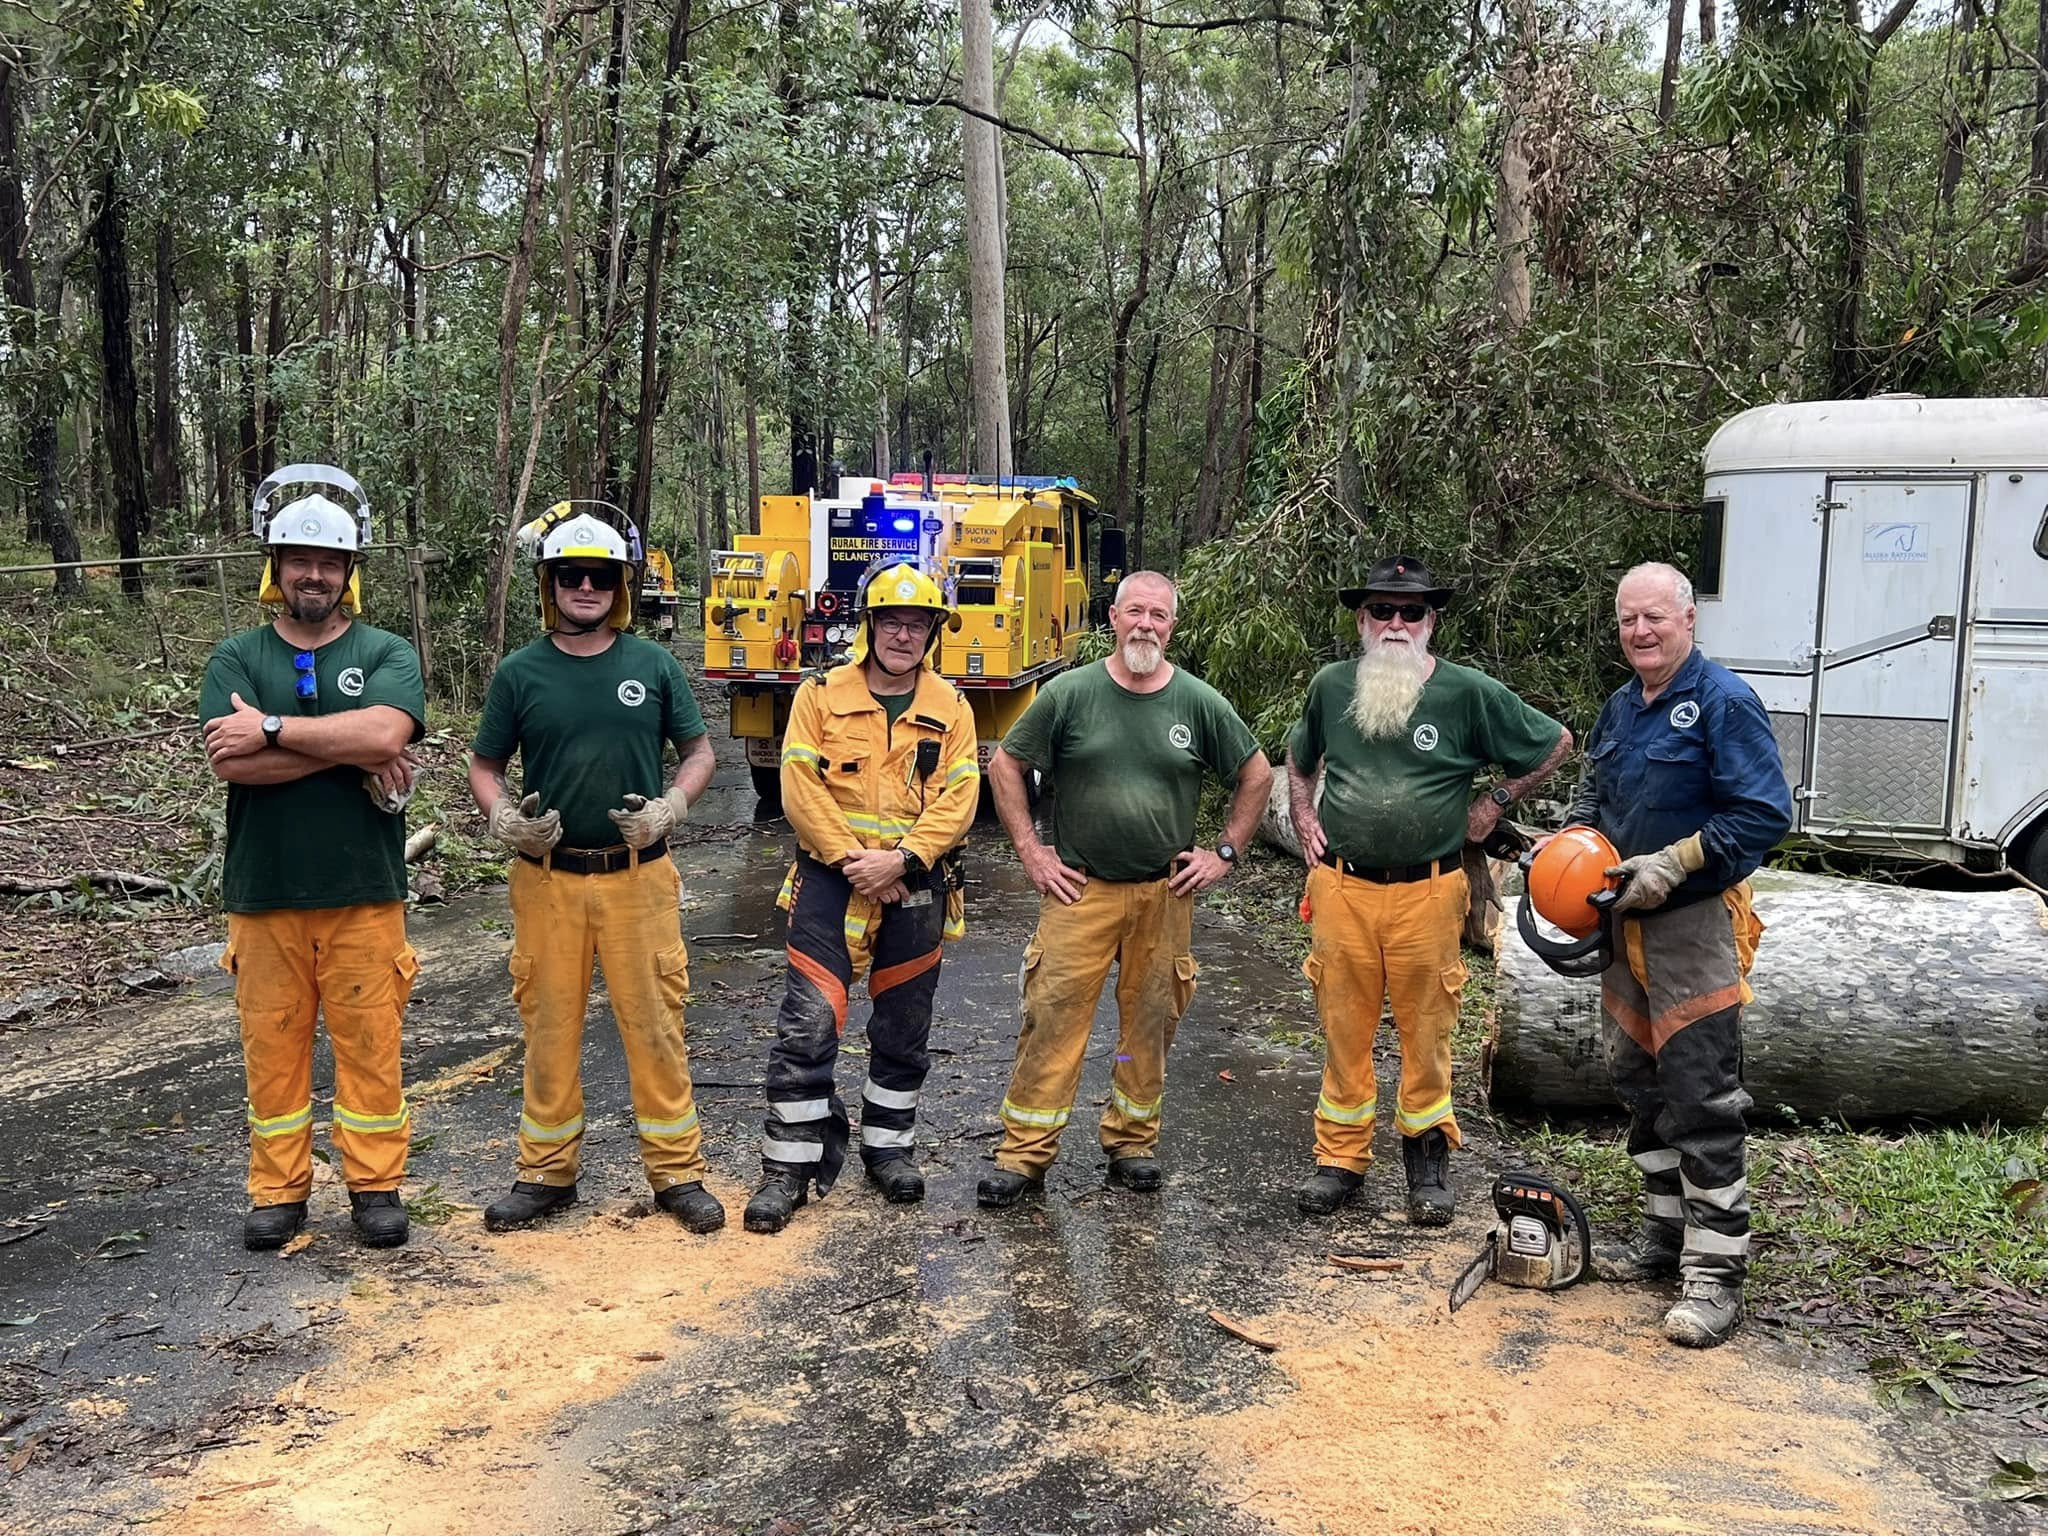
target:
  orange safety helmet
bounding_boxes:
[1525,826,1622,939]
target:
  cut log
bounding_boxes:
[0,869,175,897]
[404,824,438,863]
[1487,867,2048,1123]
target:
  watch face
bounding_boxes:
[1491,787,1513,806]
[1218,843,1237,862]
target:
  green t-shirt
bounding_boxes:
[1287,657,1564,866]
[1003,661,1259,881]
[878,687,918,727]
[473,633,708,850]
[200,622,427,914]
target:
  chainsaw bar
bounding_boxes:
[1447,1230,1497,1313]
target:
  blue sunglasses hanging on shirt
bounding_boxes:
[293,650,317,699]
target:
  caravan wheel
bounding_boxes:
[2014,823,2048,892]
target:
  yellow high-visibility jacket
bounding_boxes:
[779,662,979,873]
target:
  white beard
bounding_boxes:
[1348,639,1429,738]
[1121,636,1163,677]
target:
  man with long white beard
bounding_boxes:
[1287,555,1569,1222]
[979,571,1271,1205]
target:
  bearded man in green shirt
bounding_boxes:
[1287,555,1570,1224]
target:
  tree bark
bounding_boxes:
[1497,0,1536,331]
[1830,2,1872,397]
[233,238,260,505]
[962,0,1012,477]
[1489,870,2048,1123]
[626,0,697,542]
[590,0,634,507]
[1109,4,1153,563]
[90,167,149,599]
[1657,0,1686,123]
[2028,0,2048,269]
[1699,0,1717,46]
[149,214,184,522]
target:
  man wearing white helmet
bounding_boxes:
[468,507,723,1235]
[200,482,427,1252]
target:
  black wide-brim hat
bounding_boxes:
[1338,553,1454,611]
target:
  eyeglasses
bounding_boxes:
[556,564,621,592]
[1364,602,1432,624]
[293,649,318,699]
[874,614,934,636]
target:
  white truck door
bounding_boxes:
[1809,479,1972,832]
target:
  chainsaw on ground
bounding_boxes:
[1447,1169,1591,1313]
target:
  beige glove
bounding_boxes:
[489,792,562,857]
[1608,833,1706,914]
[607,785,689,850]
[362,751,420,815]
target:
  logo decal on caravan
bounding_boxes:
[1862,521,1929,563]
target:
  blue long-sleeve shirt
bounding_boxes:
[1567,647,1794,908]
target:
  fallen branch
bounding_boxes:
[0,869,176,898]
[834,1282,914,1315]
[1208,1311,1280,1351]
[404,824,438,863]
[1060,1345,1153,1398]
[1327,1254,1406,1274]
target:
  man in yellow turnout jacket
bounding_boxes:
[468,508,722,1235]
[744,563,979,1234]
[201,480,425,1252]
[979,571,1272,1206]
[1287,555,1570,1224]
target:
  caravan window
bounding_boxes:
[2034,504,2048,560]
[1695,498,1726,597]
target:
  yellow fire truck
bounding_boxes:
[703,473,1124,803]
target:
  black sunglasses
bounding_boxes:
[556,564,622,592]
[1364,601,1432,623]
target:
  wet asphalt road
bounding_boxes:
[0,705,2037,1535]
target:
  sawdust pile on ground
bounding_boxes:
[160,1180,839,1536]
[1073,1268,1958,1536]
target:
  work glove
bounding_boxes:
[362,773,415,816]
[489,792,562,858]
[1608,833,1706,914]
[608,784,690,850]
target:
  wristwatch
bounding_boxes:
[262,714,284,750]
[1489,786,1514,808]
[900,849,928,882]
[1217,842,1237,864]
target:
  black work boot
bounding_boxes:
[1106,1156,1162,1192]
[484,1180,578,1232]
[743,1169,809,1234]
[1296,1166,1365,1217]
[1592,1224,1683,1283]
[1403,1129,1455,1227]
[976,1168,1043,1208]
[242,1201,308,1252]
[349,1190,410,1248]
[865,1157,927,1205]
[655,1181,726,1234]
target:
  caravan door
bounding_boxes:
[1808,479,1972,833]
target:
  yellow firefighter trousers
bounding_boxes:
[1302,862,1469,1172]
[506,854,707,1191]
[995,879,1199,1176]
[224,902,417,1204]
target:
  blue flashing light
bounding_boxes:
[891,516,915,533]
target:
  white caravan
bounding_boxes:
[1695,396,2048,884]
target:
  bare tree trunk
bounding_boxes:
[150,214,184,522]
[744,329,762,531]
[483,0,562,661]
[1657,0,1686,123]
[1497,0,1536,331]
[559,10,593,500]
[233,239,260,504]
[90,167,149,599]
[1699,0,1716,47]
[1110,4,1153,563]
[590,0,634,506]
[961,0,1011,477]
[260,242,289,480]
[2029,0,2048,268]
[1832,0,1873,397]
[626,0,696,542]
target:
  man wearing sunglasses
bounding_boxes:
[200,490,427,1252]
[469,512,722,1235]
[1287,554,1570,1224]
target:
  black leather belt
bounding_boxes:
[1078,861,1178,884]
[1319,851,1459,884]
[520,839,666,875]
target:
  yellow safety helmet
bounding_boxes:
[521,500,640,632]
[851,560,957,669]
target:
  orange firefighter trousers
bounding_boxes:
[506,853,708,1191]
[1302,862,1468,1172]
[995,878,1200,1176]
[225,902,417,1204]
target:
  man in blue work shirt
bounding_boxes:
[1566,561,1792,1349]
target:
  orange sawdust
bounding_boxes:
[159,1179,842,1536]
[1071,1269,1958,1536]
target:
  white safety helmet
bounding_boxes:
[524,502,640,632]
[539,515,631,565]
[265,492,362,554]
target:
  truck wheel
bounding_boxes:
[751,764,782,810]
[2014,822,2048,890]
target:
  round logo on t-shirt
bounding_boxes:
[1168,722,1193,750]
[337,666,365,697]
[617,679,648,707]
[1670,701,1700,729]
[1413,723,1440,752]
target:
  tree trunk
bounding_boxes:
[2028,0,2048,269]
[1830,49,1871,395]
[1109,4,1152,563]
[744,329,762,531]
[1497,0,1536,330]
[482,0,561,661]
[626,0,696,541]
[261,243,289,481]
[233,240,260,504]
[1698,0,1716,47]
[90,167,149,599]
[1488,870,2048,1124]
[961,0,1011,477]
[1657,0,1686,123]
[149,214,184,522]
